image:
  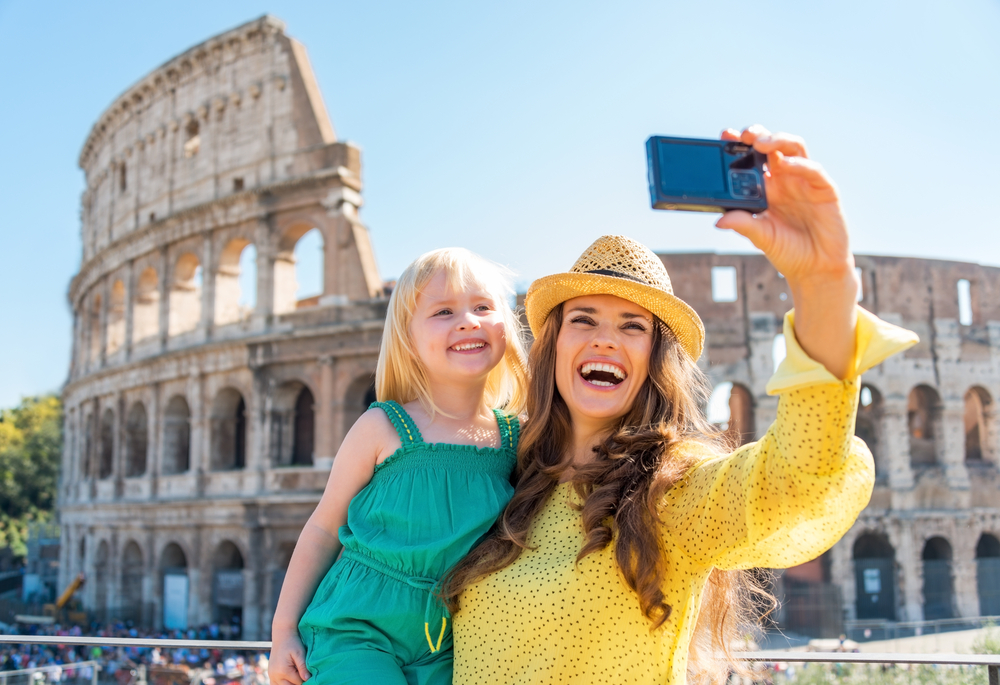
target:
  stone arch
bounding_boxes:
[856,384,885,480]
[125,402,148,477]
[852,532,896,621]
[270,381,315,467]
[94,539,110,617]
[159,542,188,631]
[215,238,257,325]
[922,536,955,620]
[133,267,160,342]
[976,533,1000,616]
[99,408,115,479]
[88,293,102,363]
[273,223,326,314]
[343,373,377,439]
[908,385,943,466]
[162,395,191,475]
[212,540,245,631]
[121,540,144,623]
[106,279,126,355]
[168,252,202,336]
[965,387,993,463]
[211,388,247,470]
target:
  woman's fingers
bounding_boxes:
[754,132,809,159]
[770,152,839,199]
[720,128,742,141]
[715,210,775,254]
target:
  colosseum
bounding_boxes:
[59,15,1000,642]
[58,16,385,639]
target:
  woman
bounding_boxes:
[443,126,918,683]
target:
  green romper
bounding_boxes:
[298,400,519,685]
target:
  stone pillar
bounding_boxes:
[98,279,109,368]
[244,520,265,640]
[941,399,971,489]
[124,259,135,359]
[158,247,170,351]
[898,521,923,621]
[201,233,215,339]
[190,373,207,487]
[115,392,125,499]
[314,356,336,469]
[831,535,856,621]
[254,217,274,320]
[148,382,160,498]
[883,399,915,490]
[251,366,268,492]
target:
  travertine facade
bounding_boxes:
[59,16,386,639]
[660,252,1000,635]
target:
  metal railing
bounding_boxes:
[845,615,1000,641]
[2,636,999,684]
[0,661,99,685]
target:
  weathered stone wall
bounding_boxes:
[660,252,1000,630]
[60,17,385,640]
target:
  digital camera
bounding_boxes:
[646,135,768,213]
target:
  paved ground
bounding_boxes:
[761,627,999,654]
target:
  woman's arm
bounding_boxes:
[268,408,394,685]
[716,125,857,379]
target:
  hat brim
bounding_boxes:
[524,272,705,361]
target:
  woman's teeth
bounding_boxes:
[579,362,626,386]
[452,342,486,351]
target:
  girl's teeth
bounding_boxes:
[454,342,485,351]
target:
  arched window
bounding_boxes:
[106,280,126,355]
[273,226,325,314]
[976,533,1000,617]
[168,253,202,337]
[270,383,315,467]
[922,536,954,620]
[908,385,942,466]
[211,388,247,470]
[162,396,191,475]
[215,239,257,326]
[125,402,148,477]
[133,267,160,343]
[99,409,115,479]
[852,532,896,621]
[121,541,144,624]
[160,542,188,631]
[856,384,885,480]
[342,375,377,441]
[965,387,993,463]
[213,541,245,633]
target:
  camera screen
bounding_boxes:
[656,142,725,196]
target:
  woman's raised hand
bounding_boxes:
[715,125,858,379]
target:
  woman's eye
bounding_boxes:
[623,322,647,332]
[570,316,595,326]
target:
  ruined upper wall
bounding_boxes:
[660,252,1000,374]
[78,16,350,263]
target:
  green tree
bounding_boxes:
[0,394,62,559]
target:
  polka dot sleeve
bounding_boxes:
[662,308,918,571]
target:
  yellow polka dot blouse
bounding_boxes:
[453,307,918,684]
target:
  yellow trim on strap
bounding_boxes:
[424,618,447,653]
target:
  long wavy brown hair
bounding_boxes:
[443,302,773,681]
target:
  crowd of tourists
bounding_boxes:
[0,621,269,685]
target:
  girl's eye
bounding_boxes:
[475,304,494,312]
[434,309,453,316]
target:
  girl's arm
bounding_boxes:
[269,408,395,685]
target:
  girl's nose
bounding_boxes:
[456,312,481,330]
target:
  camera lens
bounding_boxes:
[729,170,761,199]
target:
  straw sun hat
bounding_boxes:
[524,235,705,361]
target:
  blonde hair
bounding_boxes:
[375,247,529,416]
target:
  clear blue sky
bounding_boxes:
[1,0,998,408]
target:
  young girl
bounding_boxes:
[269,247,529,685]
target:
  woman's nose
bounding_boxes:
[590,326,618,349]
